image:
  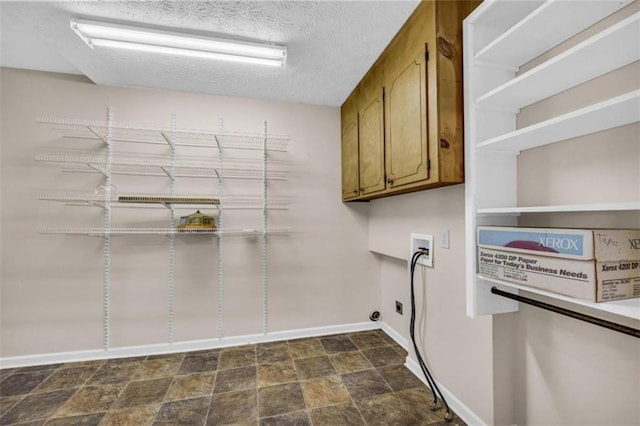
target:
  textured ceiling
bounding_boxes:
[0,1,420,106]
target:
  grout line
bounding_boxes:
[343,362,368,425]
[0,394,28,424]
[202,365,218,425]
[329,336,369,425]
[28,370,59,395]
[162,374,179,403]
[83,361,109,387]
[254,343,259,424]
[150,376,175,423]
[75,364,106,390]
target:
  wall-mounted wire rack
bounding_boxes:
[35,151,290,180]
[37,109,290,349]
[37,117,289,151]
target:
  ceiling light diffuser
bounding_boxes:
[70,18,287,68]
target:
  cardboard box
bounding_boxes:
[477,227,640,302]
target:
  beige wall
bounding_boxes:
[369,185,496,424]
[0,67,380,357]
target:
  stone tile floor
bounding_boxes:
[0,330,466,425]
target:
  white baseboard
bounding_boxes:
[265,321,380,342]
[0,321,380,369]
[405,357,487,426]
[380,322,408,350]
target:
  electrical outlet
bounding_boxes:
[395,301,403,315]
[410,233,433,267]
[441,229,450,249]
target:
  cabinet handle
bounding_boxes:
[353,189,359,194]
[386,177,394,185]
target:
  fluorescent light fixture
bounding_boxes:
[70,18,287,68]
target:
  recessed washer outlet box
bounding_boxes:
[410,233,433,267]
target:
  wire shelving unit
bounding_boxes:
[37,110,290,350]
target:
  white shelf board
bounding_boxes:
[476,11,640,110]
[475,0,632,68]
[477,202,640,215]
[476,90,640,152]
[478,275,640,321]
[467,0,544,31]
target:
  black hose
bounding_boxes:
[410,251,450,418]
[410,250,452,421]
[409,252,437,396]
[410,252,439,406]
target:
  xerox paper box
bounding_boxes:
[477,227,640,261]
[477,227,594,260]
[595,260,640,302]
[592,229,640,261]
[477,248,596,300]
[477,227,640,302]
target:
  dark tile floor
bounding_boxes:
[0,330,466,425]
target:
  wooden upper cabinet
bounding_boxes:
[341,92,359,200]
[385,47,429,189]
[340,0,479,201]
[358,64,386,196]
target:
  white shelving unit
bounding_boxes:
[464,1,640,319]
[37,109,290,348]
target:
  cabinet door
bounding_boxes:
[341,94,360,200]
[385,48,429,188]
[358,66,386,196]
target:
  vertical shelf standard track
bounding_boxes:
[217,119,224,339]
[103,107,113,350]
[262,121,268,335]
[168,113,176,344]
